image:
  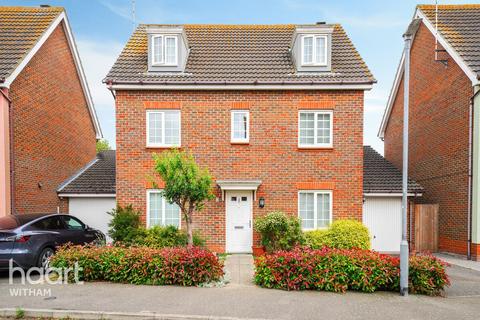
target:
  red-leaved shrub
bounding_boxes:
[50,245,224,286]
[254,247,449,295]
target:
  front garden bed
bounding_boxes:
[50,245,224,286]
[254,247,450,296]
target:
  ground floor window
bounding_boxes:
[147,190,181,227]
[298,190,332,230]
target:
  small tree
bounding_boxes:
[153,150,214,247]
[96,139,111,152]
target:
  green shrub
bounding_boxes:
[134,225,205,248]
[254,211,305,252]
[108,205,142,245]
[409,254,450,295]
[305,219,370,250]
[254,247,450,295]
[51,245,224,286]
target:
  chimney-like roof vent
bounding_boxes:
[316,21,326,25]
[40,4,51,8]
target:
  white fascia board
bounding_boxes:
[378,52,405,139]
[363,193,422,197]
[415,8,479,86]
[58,193,116,198]
[1,12,103,139]
[110,84,373,91]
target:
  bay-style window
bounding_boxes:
[146,110,181,147]
[298,110,332,148]
[298,190,332,230]
[147,190,181,227]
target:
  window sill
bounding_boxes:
[146,145,182,150]
[231,141,250,145]
[297,146,333,151]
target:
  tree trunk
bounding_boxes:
[186,214,193,248]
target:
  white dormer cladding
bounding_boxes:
[147,26,189,72]
[291,25,334,72]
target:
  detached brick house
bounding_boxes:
[105,23,376,252]
[379,5,480,259]
[0,6,102,215]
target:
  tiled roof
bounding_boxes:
[105,24,375,85]
[0,6,63,83]
[418,4,480,79]
[363,146,423,194]
[58,150,116,195]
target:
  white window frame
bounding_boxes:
[151,35,178,66]
[298,190,333,230]
[230,110,250,143]
[301,35,328,66]
[146,110,181,148]
[146,190,181,228]
[298,110,333,148]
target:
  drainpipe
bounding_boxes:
[400,32,412,297]
[468,87,480,260]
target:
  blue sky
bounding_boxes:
[6,0,478,153]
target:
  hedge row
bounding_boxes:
[254,247,449,295]
[50,245,224,286]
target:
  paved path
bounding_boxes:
[224,254,254,286]
[0,265,479,319]
[435,253,480,272]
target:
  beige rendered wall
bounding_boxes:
[0,88,11,216]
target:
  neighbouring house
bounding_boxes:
[0,6,102,215]
[104,22,380,253]
[57,150,116,241]
[379,4,480,259]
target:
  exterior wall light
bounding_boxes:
[259,197,265,208]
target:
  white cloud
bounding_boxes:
[76,38,123,146]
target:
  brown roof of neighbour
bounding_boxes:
[58,150,116,195]
[363,146,423,194]
[418,4,480,79]
[0,6,63,83]
[105,24,375,85]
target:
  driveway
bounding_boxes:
[0,260,479,320]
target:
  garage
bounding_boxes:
[57,150,116,241]
[363,146,423,253]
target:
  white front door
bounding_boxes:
[226,191,253,253]
[363,196,402,253]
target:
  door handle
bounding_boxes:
[249,220,252,228]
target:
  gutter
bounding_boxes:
[104,79,377,86]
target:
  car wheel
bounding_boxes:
[37,247,54,269]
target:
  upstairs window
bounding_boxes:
[151,35,178,66]
[231,110,250,143]
[298,110,333,148]
[301,35,327,66]
[146,110,181,147]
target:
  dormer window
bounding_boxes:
[152,35,178,66]
[301,35,327,66]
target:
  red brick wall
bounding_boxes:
[116,90,364,252]
[384,22,473,255]
[9,23,97,214]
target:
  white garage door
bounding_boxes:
[363,196,402,253]
[69,197,115,242]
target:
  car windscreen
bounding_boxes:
[0,216,19,230]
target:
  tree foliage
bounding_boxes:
[96,139,111,152]
[153,149,214,246]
